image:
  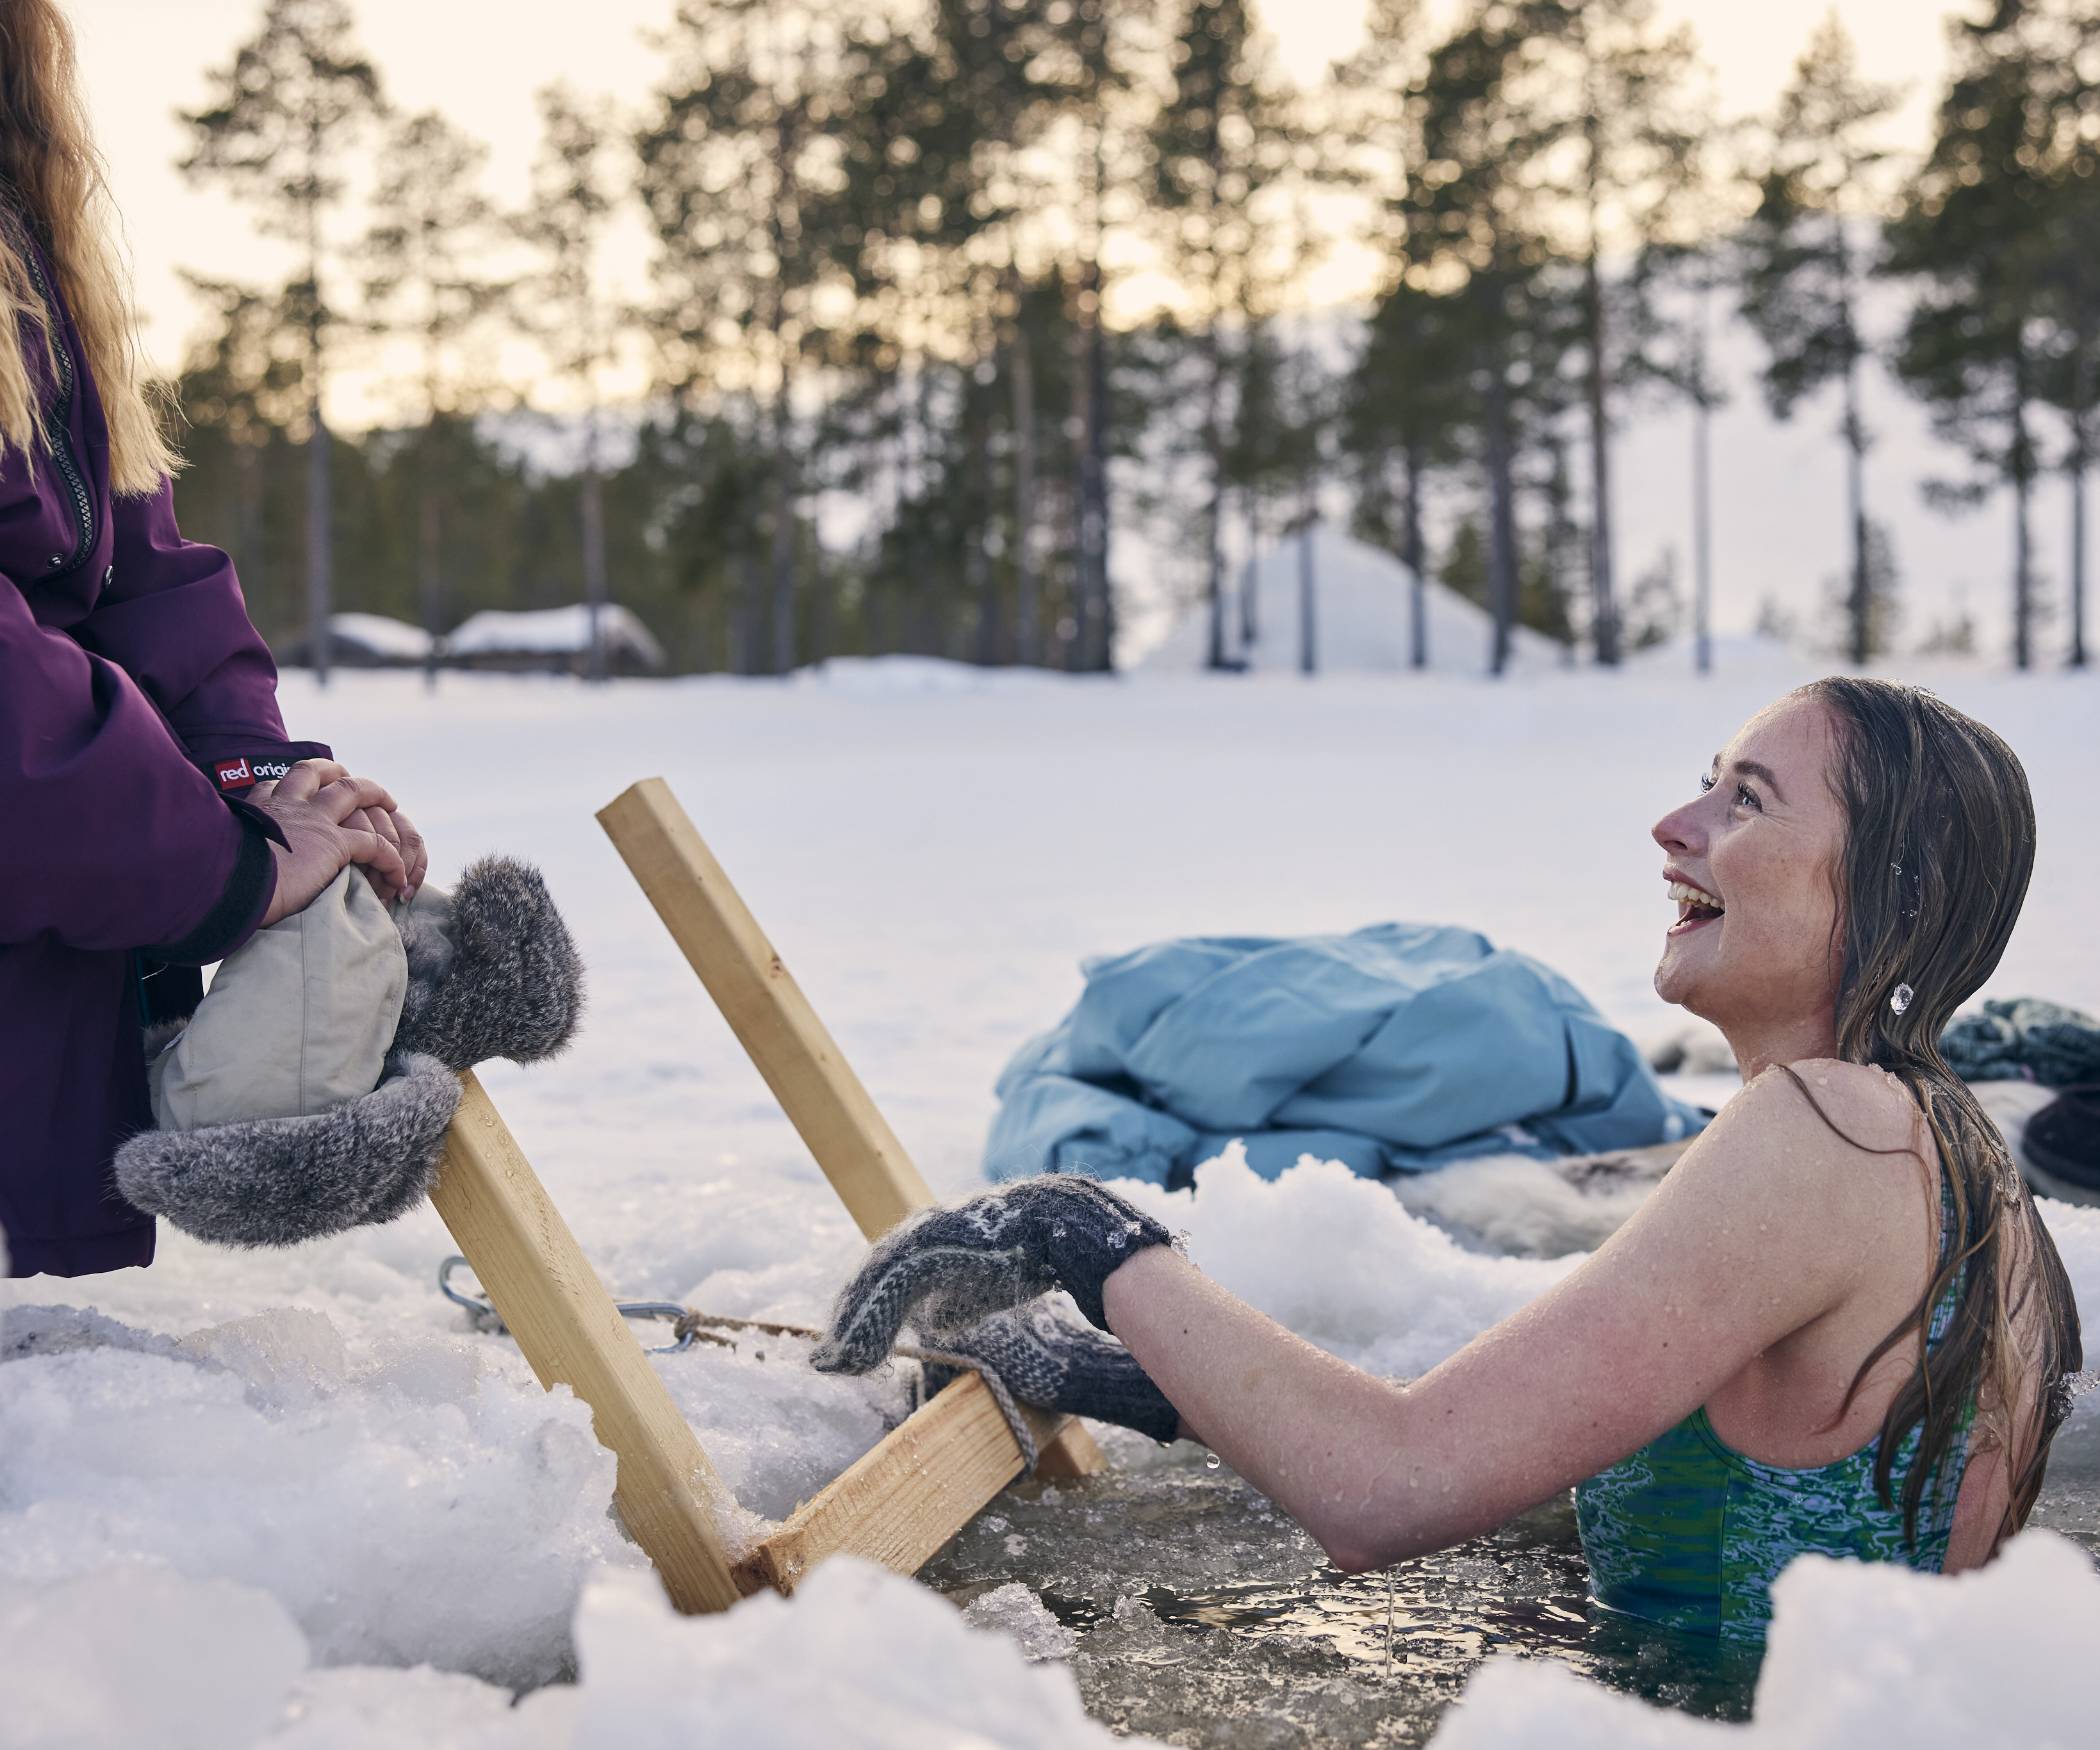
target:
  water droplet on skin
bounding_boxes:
[1205,1453,1223,1470]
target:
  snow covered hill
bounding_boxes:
[1140,524,1569,676]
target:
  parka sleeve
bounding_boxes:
[70,475,331,792]
[0,564,280,960]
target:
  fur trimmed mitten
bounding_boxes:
[115,857,585,1248]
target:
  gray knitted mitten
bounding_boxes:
[926,1300,1182,1445]
[811,1175,1171,1375]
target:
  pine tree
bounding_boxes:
[1737,13,1903,669]
[638,0,855,673]
[355,110,506,686]
[1398,2,1561,676]
[514,85,628,682]
[1885,5,2060,670]
[1331,0,1454,668]
[1531,0,1706,667]
[1150,0,1288,671]
[178,0,385,686]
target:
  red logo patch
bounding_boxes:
[214,757,254,792]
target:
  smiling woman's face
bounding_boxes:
[1650,692,1851,1031]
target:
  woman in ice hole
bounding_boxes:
[817,679,2084,1644]
[0,0,422,1279]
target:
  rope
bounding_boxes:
[438,1255,1043,1473]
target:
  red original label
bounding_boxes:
[214,757,254,791]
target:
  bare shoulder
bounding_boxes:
[1679,1058,1929,1208]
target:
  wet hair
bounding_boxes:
[0,0,181,494]
[1787,677,2081,1546]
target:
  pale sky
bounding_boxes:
[79,0,1959,419]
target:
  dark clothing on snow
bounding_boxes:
[1,219,326,1276]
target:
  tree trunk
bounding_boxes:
[2012,336,2034,672]
[307,397,332,688]
[581,435,610,684]
[1008,270,1040,668]
[1583,128,1618,667]
[1693,382,1713,678]
[1083,258,1112,671]
[1403,441,1427,670]
[1202,304,1227,672]
[1297,504,1317,677]
[769,369,796,675]
[1843,355,1870,666]
[2072,333,2091,670]
[1240,491,1261,650]
[1485,362,1519,677]
[419,471,443,692]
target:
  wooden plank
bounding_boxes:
[429,1070,743,1614]
[597,777,936,1240]
[734,1375,1077,1595]
[599,779,1105,1482]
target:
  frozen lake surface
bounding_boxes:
[4,656,2097,1747]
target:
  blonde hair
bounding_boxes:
[0,0,179,496]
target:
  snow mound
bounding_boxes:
[567,1559,1141,1748]
[0,1305,640,1688]
[0,1559,1137,1750]
[1137,524,1569,675]
[447,604,664,665]
[321,612,433,660]
[1429,1530,2100,1748]
[1114,1146,1577,1377]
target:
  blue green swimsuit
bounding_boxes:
[1575,1197,1975,1646]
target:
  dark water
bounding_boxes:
[925,1441,2100,1747]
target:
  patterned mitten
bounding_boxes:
[811,1174,1171,1374]
[926,1299,1182,1444]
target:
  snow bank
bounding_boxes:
[1118,1146,1575,1377]
[447,604,664,664]
[1429,1530,2100,1749]
[0,1560,1143,1750]
[0,1305,641,1688]
[326,612,433,661]
[1139,524,1569,675]
[566,1559,1138,1747]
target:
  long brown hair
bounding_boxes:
[1796,677,2080,1544]
[0,0,180,495]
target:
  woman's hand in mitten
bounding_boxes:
[927,1299,1184,1445]
[810,1175,1173,1376]
[250,760,413,924]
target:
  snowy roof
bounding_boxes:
[323,613,433,658]
[446,604,665,664]
[1137,525,1567,677]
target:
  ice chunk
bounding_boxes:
[568,1560,1152,1747]
[962,1581,1080,1661]
[0,1568,306,1750]
[1429,1530,2100,1748]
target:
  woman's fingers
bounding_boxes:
[314,774,400,824]
[389,809,428,896]
[340,822,411,896]
[270,759,348,804]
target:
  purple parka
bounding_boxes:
[1,221,327,1277]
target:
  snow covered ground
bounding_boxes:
[3,655,2097,1747]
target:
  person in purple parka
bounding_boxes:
[0,0,426,1277]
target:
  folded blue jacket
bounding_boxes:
[984,923,1709,1186]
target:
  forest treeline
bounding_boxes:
[166,0,2100,677]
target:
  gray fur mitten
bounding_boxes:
[115,857,585,1249]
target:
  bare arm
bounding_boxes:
[1101,1071,1887,1572]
